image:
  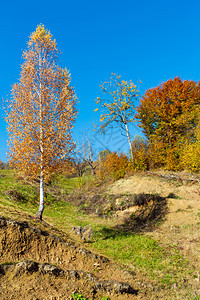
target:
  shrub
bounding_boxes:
[131,136,149,171]
[100,152,129,180]
[147,138,181,171]
[71,293,91,300]
[179,120,200,172]
[147,139,166,169]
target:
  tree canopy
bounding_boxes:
[136,77,200,141]
[136,77,200,169]
[95,73,140,160]
[7,25,78,219]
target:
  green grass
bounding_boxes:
[43,200,195,291]
[71,293,92,300]
[55,174,80,192]
[91,227,191,289]
[0,169,198,297]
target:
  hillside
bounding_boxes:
[0,170,200,299]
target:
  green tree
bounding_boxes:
[7,25,77,220]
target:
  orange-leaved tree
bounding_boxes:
[7,25,78,220]
[131,135,149,171]
[95,74,140,161]
[136,77,200,169]
[100,152,129,180]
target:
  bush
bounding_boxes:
[131,136,149,171]
[100,152,129,180]
[147,138,181,171]
[180,125,200,172]
[147,139,166,169]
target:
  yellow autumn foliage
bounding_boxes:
[180,123,200,172]
[100,152,129,180]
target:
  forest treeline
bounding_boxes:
[4,24,200,219]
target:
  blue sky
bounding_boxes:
[0,0,200,161]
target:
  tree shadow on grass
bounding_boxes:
[101,193,168,239]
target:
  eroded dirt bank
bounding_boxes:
[0,217,145,299]
[1,171,200,299]
[0,260,137,300]
[109,171,200,266]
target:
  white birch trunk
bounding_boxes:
[35,170,44,220]
[35,51,45,220]
[35,98,45,219]
[125,123,133,161]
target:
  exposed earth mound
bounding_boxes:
[0,217,141,299]
[1,170,200,299]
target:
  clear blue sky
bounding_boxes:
[0,0,200,161]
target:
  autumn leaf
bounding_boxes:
[94,74,140,160]
[6,24,78,220]
[136,77,200,170]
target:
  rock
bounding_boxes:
[115,198,123,206]
[76,226,82,235]
[82,228,93,241]
[95,280,137,294]
[41,264,61,276]
[15,261,39,274]
[115,206,138,219]
[69,270,80,279]
[82,226,89,233]
[0,260,138,296]
[72,225,93,241]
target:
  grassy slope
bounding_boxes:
[0,169,199,299]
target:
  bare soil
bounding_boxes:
[109,171,200,267]
[0,217,146,300]
[1,171,200,299]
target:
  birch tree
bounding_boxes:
[95,74,140,160]
[7,25,77,220]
